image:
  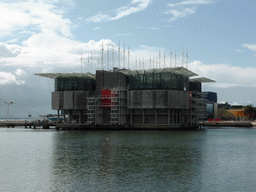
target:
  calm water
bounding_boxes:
[1,127,256,191]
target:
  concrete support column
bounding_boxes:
[181,110,184,124]
[172,109,174,124]
[130,111,133,124]
[176,110,178,124]
[155,110,157,124]
[57,110,60,122]
[142,109,145,124]
[79,110,82,124]
[68,110,71,122]
[168,108,170,124]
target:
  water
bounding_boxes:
[1,127,256,191]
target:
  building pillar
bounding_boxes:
[172,109,174,124]
[168,108,170,124]
[57,110,60,122]
[155,109,157,124]
[79,110,82,124]
[130,110,133,124]
[142,109,145,124]
[68,110,71,122]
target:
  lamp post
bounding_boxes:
[5,101,14,121]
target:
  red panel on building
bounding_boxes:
[101,90,111,108]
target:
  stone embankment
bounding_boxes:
[201,121,254,127]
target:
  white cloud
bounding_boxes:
[0,43,22,58]
[168,0,212,7]
[242,44,256,51]
[86,0,152,22]
[93,27,101,31]
[0,71,25,85]
[0,1,73,37]
[236,49,244,53]
[166,7,196,21]
[0,32,117,69]
[166,0,213,21]
[189,61,256,88]
[116,33,133,36]
[149,27,159,30]
[15,69,27,77]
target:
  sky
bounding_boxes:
[0,0,256,118]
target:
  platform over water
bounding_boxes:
[201,121,253,127]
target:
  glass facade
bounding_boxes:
[127,72,189,90]
[54,77,96,91]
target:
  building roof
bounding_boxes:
[227,109,245,117]
[189,77,216,83]
[34,72,96,79]
[119,66,198,77]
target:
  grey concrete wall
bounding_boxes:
[143,90,155,108]
[168,90,189,109]
[156,90,168,108]
[128,90,189,109]
[130,90,143,108]
[104,72,117,89]
[74,91,89,109]
[63,91,74,109]
[52,91,63,110]
[96,70,104,95]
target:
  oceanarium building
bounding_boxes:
[36,67,215,128]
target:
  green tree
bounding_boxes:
[244,104,256,120]
[215,108,235,120]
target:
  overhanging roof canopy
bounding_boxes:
[189,77,215,83]
[34,72,96,79]
[119,67,198,77]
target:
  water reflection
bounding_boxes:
[50,130,206,191]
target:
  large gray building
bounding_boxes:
[35,67,215,129]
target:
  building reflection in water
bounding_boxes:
[49,130,206,191]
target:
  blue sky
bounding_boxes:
[0,0,256,118]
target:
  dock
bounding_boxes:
[201,121,253,127]
[0,121,55,129]
[0,121,200,130]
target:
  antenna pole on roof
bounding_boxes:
[139,57,141,70]
[175,49,177,67]
[81,51,83,73]
[107,45,109,71]
[158,48,161,68]
[118,41,120,69]
[112,44,114,70]
[128,45,130,70]
[182,47,184,67]
[123,43,125,69]
[164,49,166,68]
[143,57,144,70]
[101,41,104,70]
[170,47,172,68]
[136,55,137,70]
[91,51,92,73]
[88,54,89,73]
[186,48,188,69]
[98,53,99,70]
[150,54,151,69]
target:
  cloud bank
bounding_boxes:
[86,0,152,22]
[166,0,213,21]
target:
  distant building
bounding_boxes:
[203,92,218,118]
[35,67,215,129]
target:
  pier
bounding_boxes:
[0,121,55,129]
